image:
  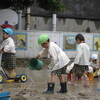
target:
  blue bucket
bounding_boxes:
[0,96,10,100]
[0,92,10,100]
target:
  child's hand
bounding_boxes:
[36,55,40,59]
[0,49,3,53]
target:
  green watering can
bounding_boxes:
[28,58,43,70]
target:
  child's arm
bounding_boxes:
[3,41,15,52]
[36,48,48,58]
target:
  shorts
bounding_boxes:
[71,64,89,74]
[2,53,16,69]
[51,65,67,75]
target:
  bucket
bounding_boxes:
[28,58,43,70]
[0,96,10,100]
[0,92,10,100]
[87,73,94,81]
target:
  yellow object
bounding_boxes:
[9,73,16,78]
[21,75,27,81]
[6,80,15,82]
[98,41,100,51]
[93,70,98,76]
[87,73,94,81]
[0,75,3,82]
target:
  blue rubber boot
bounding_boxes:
[57,81,67,93]
[43,83,55,94]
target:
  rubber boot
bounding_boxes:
[57,81,67,93]
[43,83,55,94]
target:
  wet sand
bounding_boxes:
[0,66,100,100]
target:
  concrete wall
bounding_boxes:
[22,16,100,33]
[14,30,100,59]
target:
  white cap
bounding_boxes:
[91,54,98,60]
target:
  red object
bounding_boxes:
[67,73,71,81]
[0,24,13,29]
[78,76,82,81]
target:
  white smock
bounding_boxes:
[39,42,70,71]
[74,43,90,65]
[0,37,16,53]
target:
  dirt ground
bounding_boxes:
[0,65,100,100]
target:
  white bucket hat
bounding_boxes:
[91,54,98,60]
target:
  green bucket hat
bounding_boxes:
[28,58,43,70]
[38,33,49,45]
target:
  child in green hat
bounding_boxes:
[36,33,70,93]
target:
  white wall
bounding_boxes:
[15,30,100,59]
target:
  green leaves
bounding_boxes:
[0,0,66,13]
[38,0,66,14]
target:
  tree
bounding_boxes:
[0,0,66,13]
[0,0,35,10]
[0,0,66,31]
[38,0,66,14]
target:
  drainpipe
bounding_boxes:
[26,7,31,30]
[17,10,22,30]
[52,14,56,31]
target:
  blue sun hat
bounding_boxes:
[28,58,43,70]
[3,28,13,36]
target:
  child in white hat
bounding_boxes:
[89,54,100,77]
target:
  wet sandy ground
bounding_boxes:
[0,66,100,100]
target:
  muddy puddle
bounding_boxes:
[0,67,100,100]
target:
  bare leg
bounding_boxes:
[7,69,15,73]
[6,69,16,78]
[68,73,76,85]
[50,73,56,83]
[57,74,65,83]
[83,72,89,88]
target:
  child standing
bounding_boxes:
[69,34,90,88]
[36,33,70,93]
[0,28,16,78]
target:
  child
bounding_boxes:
[67,62,93,81]
[68,34,90,88]
[90,54,99,71]
[0,28,16,78]
[89,54,100,77]
[36,33,70,93]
